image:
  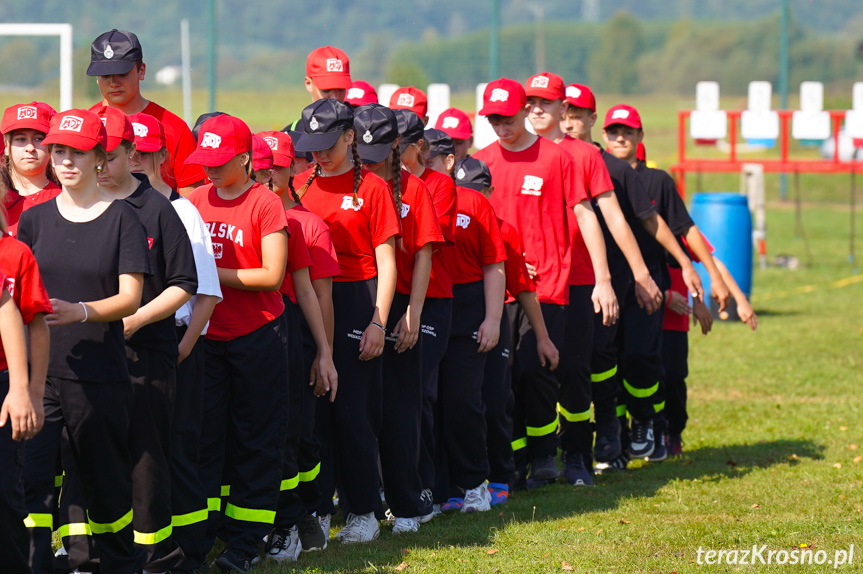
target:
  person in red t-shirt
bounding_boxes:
[86,29,205,196]
[186,114,290,571]
[435,107,473,161]
[294,98,400,544]
[260,129,339,554]
[394,109,459,498]
[355,103,443,533]
[473,78,616,486]
[304,46,352,103]
[1,102,62,236]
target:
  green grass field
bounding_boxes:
[7,88,862,572]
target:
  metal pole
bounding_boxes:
[490,0,500,80]
[779,0,790,200]
[535,5,545,72]
[181,19,192,127]
[208,0,217,112]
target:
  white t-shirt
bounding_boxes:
[171,196,222,333]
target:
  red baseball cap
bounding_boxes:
[251,135,274,171]
[94,105,135,151]
[306,46,351,91]
[479,78,526,117]
[42,109,108,151]
[564,84,596,113]
[128,113,166,152]
[1,102,55,134]
[389,87,428,118]
[186,115,252,167]
[257,131,295,168]
[524,72,565,101]
[434,108,472,140]
[604,105,642,129]
[346,81,378,107]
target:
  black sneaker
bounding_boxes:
[563,452,594,486]
[298,513,328,552]
[593,417,622,463]
[511,461,528,491]
[629,418,655,458]
[594,451,630,475]
[528,455,561,482]
[214,548,253,572]
[646,431,668,462]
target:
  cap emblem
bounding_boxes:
[397,94,415,107]
[104,44,114,59]
[442,117,460,129]
[326,58,343,72]
[132,123,148,137]
[490,88,509,103]
[566,86,582,99]
[59,116,83,132]
[264,136,278,150]
[362,130,373,144]
[17,106,37,120]
[612,109,630,120]
[347,87,364,100]
[530,76,549,88]
[456,167,466,180]
[200,132,222,149]
[309,116,319,131]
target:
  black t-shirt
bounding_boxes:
[18,199,151,383]
[635,161,695,268]
[124,174,198,354]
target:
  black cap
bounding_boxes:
[283,119,313,162]
[394,109,424,151]
[192,111,227,141]
[455,157,492,191]
[425,128,455,158]
[295,99,354,153]
[87,29,143,76]
[353,104,398,164]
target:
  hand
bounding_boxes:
[737,300,758,331]
[359,323,385,360]
[634,272,663,315]
[692,299,713,335]
[591,280,618,326]
[710,274,731,313]
[178,338,193,364]
[667,290,692,316]
[45,299,86,327]
[536,335,560,371]
[123,313,143,339]
[311,351,339,402]
[681,265,704,303]
[476,317,500,354]
[0,387,41,440]
[392,309,420,353]
[525,261,538,280]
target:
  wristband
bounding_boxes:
[370,321,386,334]
[79,302,89,323]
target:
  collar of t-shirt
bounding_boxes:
[123,172,154,208]
[169,190,181,202]
[634,160,648,173]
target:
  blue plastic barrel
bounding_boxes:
[688,192,753,302]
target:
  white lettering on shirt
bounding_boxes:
[521,175,544,196]
[340,196,364,211]
[205,222,245,247]
[456,213,471,229]
[400,203,410,218]
[4,278,15,297]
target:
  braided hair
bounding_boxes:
[350,134,363,208]
[296,163,321,200]
[288,175,301,204]
[390,144,402,215]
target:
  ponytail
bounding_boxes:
[296,163,321,200]
[350,137,362,208]
[390,145,402,215]
[288,175,301,205]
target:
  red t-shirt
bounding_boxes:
[663,266,690,332]
[0,235,52,371]
[393,172,445,295]
[419,168,457,299]
[189,182,288,340]
[297,168,402,282]
[89,101,206,189]
[556,136,614,286]
[278,216,313,303]
[498,218,535,303]
[4,182,62,237]
[450,187,506,285]
[474,137,587,305]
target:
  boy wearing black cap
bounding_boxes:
[87,29,205,195]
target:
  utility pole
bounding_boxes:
[490,0,500,80]
[779,0,790,200]
[208,0,217,112]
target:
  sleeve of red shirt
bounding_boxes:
[586,149,614,198]
[257,189,289,238]
[369,178,403,248]
[411,181,445,252]
[286,218,312,273]
[562,152,589,208]
[15,244,52,323]
[680,231,715,264]
[476,196,507,267]
[500,221,535,297]
[306,224,340,281]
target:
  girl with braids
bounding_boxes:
[258,129,339,554]
[354,104,443,534]
[294,98,400,544]
[1,102,61,235]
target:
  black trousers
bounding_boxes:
[0,377,30,574]
[274,298,306,529]
[379,293,427,518]
[418,297,452,491]
[296,306,322,515]
[435,281,489,497]
[23,377,143,574]
[511,303,566,459]
[662,330,689,436]
[169,326,208,571]
[315,279,382,517]
[482,311,514,484]
[199,316,288,556]
[591,269,634,423]
[558,285,595,456]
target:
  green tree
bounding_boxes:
[588,11,644,94]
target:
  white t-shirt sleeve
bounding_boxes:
[172,197,223,331]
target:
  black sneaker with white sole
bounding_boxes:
[214,548,254,572]
[646,431,668,462]
[629,418,655,458]
[298,513,328,552]
[529,455,561,482]
[593,451,630,475]
[563,452,594,486]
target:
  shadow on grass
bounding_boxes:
[255,439,822,573]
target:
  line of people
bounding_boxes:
[0,30,757,574]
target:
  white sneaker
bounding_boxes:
[335,512,380,543]
[319,513,331,540]
[392,516,420,534]
[462,482,492,513]
[432,503,442,517]
[265,526,300,562]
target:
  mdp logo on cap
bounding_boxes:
[347,87,364,100]
[59,116,84,132]
[326,58,343,72]
[17,106,38,120]
[566,86,581,99]
[200,132,222,148]
[442,116,460,129]
[531,76,549,88]
[612,109,630,120]
[132,123,148,137]
[397,93,416,107]
[264,136,279,150]
[490,89,509,103]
